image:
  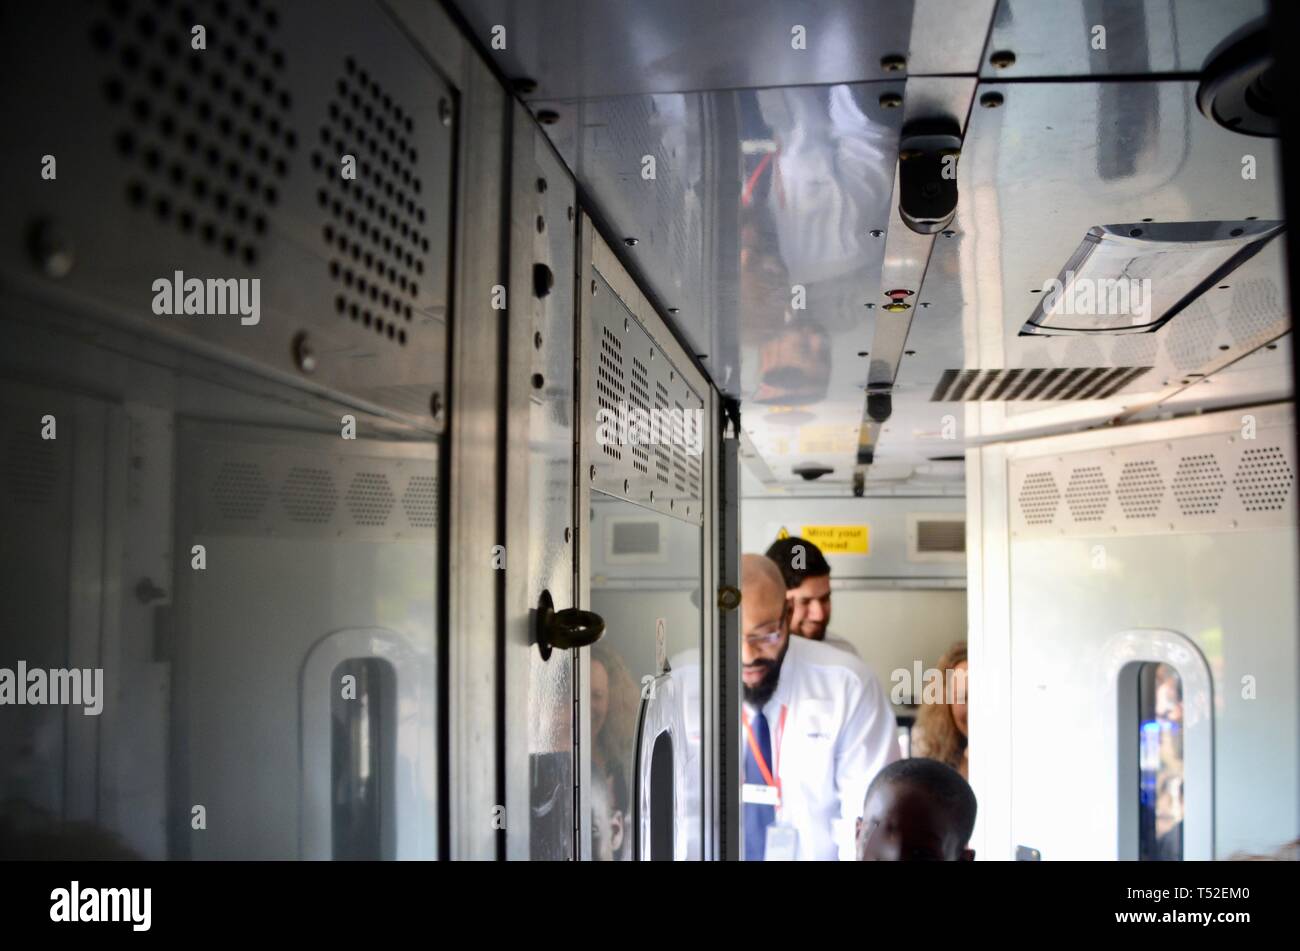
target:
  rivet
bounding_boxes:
[429,391,443,419]
[624,236,638,246]
[880,54,906,73]
[589,465,596,482]
[869,229,884,237]
[438,98,453,127]
[879,92,903,109]
[536,109,560,125]
[989,50,1016,69]
[980,92,1004,108]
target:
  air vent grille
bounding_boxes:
[1011,423,1297,537]
[212,460,272,520]
[402,474,439,528]
[1172,454,1225,516]
[597,326,625,461]
[1018,471,1060,525]
[345,471,395,526]
[5,426,60,506]
[92,0,296,266]
[1064,466,1109,522]
[916,519,965,554]
[1115,460,1163,519]
[280,465,337,523]
[1234,446,1293,512]
[316,54,427,347]
[931,366,1150,402]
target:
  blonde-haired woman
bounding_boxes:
[912,642,969,778]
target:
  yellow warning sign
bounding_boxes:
[802,525,869,555]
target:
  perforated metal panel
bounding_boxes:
[192,431,438,540]
[1010,423,1297,538]
[586,269,704,524]
[1,0,455,428]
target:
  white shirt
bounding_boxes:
[818,631,860,658]
[743,635,900,860]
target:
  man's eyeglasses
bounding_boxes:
[743,607,789,647]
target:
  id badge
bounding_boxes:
[764,824,798,861]
[742,783,780,807]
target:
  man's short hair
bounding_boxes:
[865,758,978,846]
[764,536,831,589]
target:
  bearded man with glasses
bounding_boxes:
[740,554,900,861]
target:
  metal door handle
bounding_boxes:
[535,590,604,658]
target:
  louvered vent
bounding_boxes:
[1064,466,1109,522]
[931,366,1150,401]
[1172,454,1225,516]
[92,0,295,266]
[629,356,650,475]
[316,54,427,347]
[597,326,625,461]
[5,425,60,506]
[1018,471,1060,525]
[653,380,671,486]
[916,519,965,554]
[1116,460,1163,519]
[1234,446,1293,512]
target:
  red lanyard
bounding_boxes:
[742,704,788,794]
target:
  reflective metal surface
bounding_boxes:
[453,2,1291,496]
[981,0,1268,79]
[504,106,578,859]
[454,0,997,99]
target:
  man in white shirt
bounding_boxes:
[741,554,899,860]
[764,536,858,656]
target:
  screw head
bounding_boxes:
[880,54,906,73]
[869,229,884,237]
[980,92,1004,108]
[513,77,538,95]
[429,391,443,419]
[589,465,596,482]
[879,92,903,109]
[989,50,1016,68]
[623,236,638,247]
[30,219,73,278]
[438,98,453,127]
[293,332,317,373]
[536,109,560,125]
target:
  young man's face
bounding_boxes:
[787,573,832,640]
[856,782,975,862]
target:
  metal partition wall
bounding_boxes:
[577,221,723,859]
[503,104,580,860]
[968,403,1300,860]
[0,0,519,861]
